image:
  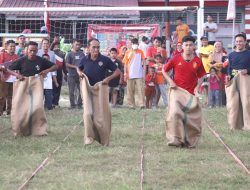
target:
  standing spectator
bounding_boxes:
[175,17,190,42]
[208,67,221,108]
[204,15,218,45]
[152,54,168,107]
[199,36,214,105]
[15,35,26,57]
[145,67,156,109]
[123,38,146,109]
[0,40,19,116]
[107,48,123,107]
[147,37,167,68]
[66,39,84,109]
[171,41,183,58]
[42,54,58,110]
[209,41,227,106]
[139,36,149,56]
[50,42,67,108]
[37,38,56,64]
[116,45,127,106]
[82,44,89,56]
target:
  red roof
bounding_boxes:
[0,0,139,18]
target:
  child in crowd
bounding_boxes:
[208,67,221,108]
[152,54,168,107]
[145,67,157,109]
[42,54,59,110]
[107,48,123,107]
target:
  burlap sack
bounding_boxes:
[80,75,111,146]
[225,73,250,130]
[11,76,48,136]
[165,87,202,148]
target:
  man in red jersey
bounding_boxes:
[162,36,206,148]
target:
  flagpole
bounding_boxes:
[232,19,235,50]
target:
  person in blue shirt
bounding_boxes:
[226,33,250,130]
[77,38,121,85]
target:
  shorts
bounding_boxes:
[145,86,156,97]
[110,86,119,92]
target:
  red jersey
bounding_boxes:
[146,47,167,68]
[164,54,206,95]
[0,52,19,80]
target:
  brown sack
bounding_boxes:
[80,75,111,146]
[11,76,48,136]
[166,87,202,148]
[225,73,250,130]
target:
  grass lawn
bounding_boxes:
[0,96,250,189]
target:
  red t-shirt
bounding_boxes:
[146,47,167,68]
[164,54,206,95]
[209,76,220,90]
[0,52,19,80]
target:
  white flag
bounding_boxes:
[227,0,236,20]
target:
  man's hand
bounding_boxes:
[225,75,230,86]
[240,69,248,75]
[76,68,84,78]
[39,70,49,78]
[169,81,177,89]
[102,77,110,85]
[16,74,25,81]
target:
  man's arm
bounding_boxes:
[102,68,121,85]
[39,64,58,78]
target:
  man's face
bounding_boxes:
[19,36,26,44]
[215,42,222,52]
[176,19,182,25]
[73,42,81,51]
[235,36,246,51]
[27,45,38,60]
[7,43,16,54]
[201,39,208,46]
[42,40,50,51]
[207,16,213,22]
[110,51,117,59]
[182,41,194,55]
[89,40,100,56]
[127,39,132,49]
[153,39,161,47]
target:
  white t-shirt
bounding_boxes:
[129,52,144,79]
[43,72,56,89]
[204,22,218,41]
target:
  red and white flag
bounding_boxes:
[55,54,63,69]
[227,0,236,20]
[44,0,51,35]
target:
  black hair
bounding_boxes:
[182,36,195,43]
[6,40,16,45]
[72,38,81,44]
[154,54,162,59]
[42,38,50,43]
[50,42,60,50]
[110,48,117,53]
[209,67,217,73]
[18,35,25,38]
[131,38,139,44]
[235,33,246,41]
[87,38,99,46]
[28,41,38,47]
[142,36,148,42]
[176,16,183,21]
[153,36,163,44]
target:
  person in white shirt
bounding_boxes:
[204,15,218,45]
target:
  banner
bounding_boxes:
[227,0,236,20]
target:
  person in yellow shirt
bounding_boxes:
[199,36,214,106]
[176,17,190,42]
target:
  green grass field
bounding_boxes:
[0,96,250,189]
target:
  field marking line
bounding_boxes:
[204,118,250,176]
[17,120,82,190]
[140,111,146,190]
